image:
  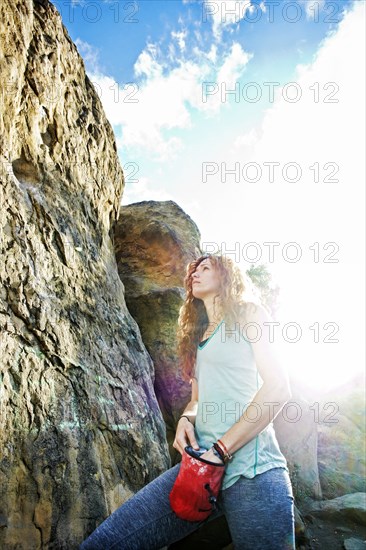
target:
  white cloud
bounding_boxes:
[233,128,258,149]
[200,42,252,113]
[88,39,251,160]
[217,42,252,87]
[238,1,365,165]
[220,1,365,386]
[232,1,364,158]
[89,63,199,161]
[74,38,101,73]
[203,0,265,41]
[171,30,188,53]
[302,0,325,20]
[121,176,175,205]
[206,43,218,63]
[134,43,164,79]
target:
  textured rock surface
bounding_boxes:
[306,493,366,525]
[274,394,322,501]
[317,380,366,499]
[114,200,202,462]
[343,538,366,550]
[0,1,169,548]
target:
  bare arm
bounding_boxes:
[179,377,198,424]
[202,303,292,461]
[173,378,200,454]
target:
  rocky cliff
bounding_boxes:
[114,200,202,463]
[0,1,169,548]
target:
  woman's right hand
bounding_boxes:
[173,417,200,455]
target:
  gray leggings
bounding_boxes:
[79,464,295,550]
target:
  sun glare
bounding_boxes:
[263,263,364,391]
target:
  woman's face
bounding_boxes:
[191,258,221,301]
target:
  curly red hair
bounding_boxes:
[176,253,262,382]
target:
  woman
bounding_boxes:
[80,254,295,549]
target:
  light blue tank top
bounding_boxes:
[194,319,288,490]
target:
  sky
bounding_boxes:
[51,0,365,391]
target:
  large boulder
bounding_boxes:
[114,200,202,462]
[317,379,366,499]
[305,493,366,525]
[274,394,322,501]
[0,1,169,548]
[343,538,366,550]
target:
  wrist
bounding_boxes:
[213,440,233,463]
[179,415,192,424]
[211,445,225,464]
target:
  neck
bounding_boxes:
[203,297,223,326]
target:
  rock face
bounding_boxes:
[114,200,202,462]
[306,493,366,525]
[0,1,169,548]
[274,394,322,501]
[317,382,366,499]
[343,538,366,550]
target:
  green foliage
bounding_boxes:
[246,263,281,316]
